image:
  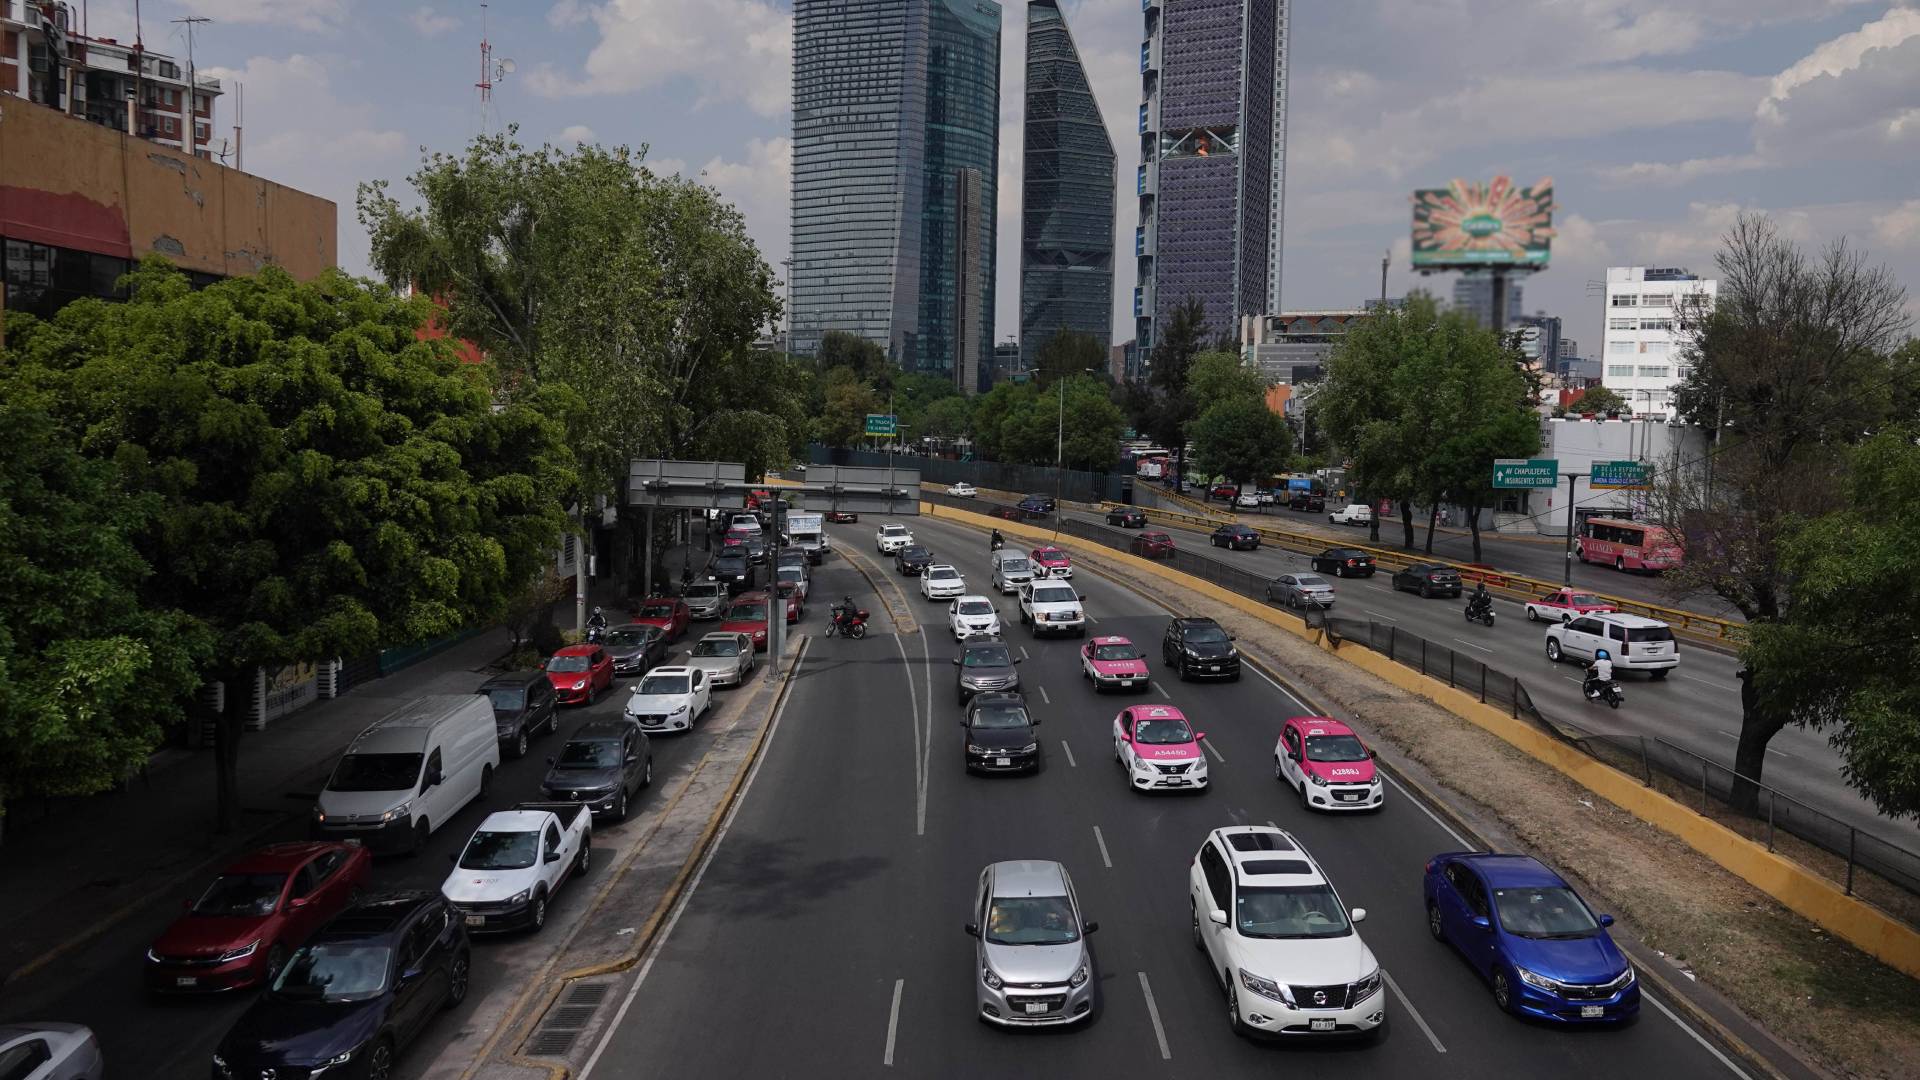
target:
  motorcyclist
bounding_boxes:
[989,527,1005,551]
[830,595,857,629]
[586,606,608,640]
[1467,582,1492,616]
[1584,649,1615,699]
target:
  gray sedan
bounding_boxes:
[685,632,757,688]
[1266,572,1336,609]
[965,860,1097,1026]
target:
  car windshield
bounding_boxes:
[713,556,747,570]
[901,547,928,558]
[329,752,422,792]
[1135,718,1194,745]
[637,674,691,696]
[985,896,1080,946]
[270,942,391,1002]
[1032,587,1076,603]
[928,567,958,579]
[778,568,803,581]
[547,655,591,673]
[726,604,767,622]
[640,604,676,619]
[191,873,286,917]
[1181,626,1229,644]
[1493,886,1601,939]
[1626,625,1674,642]
[605,628,656,647]
[460,830,538,870]
[1305,734,1368,762]
[1034,549,1063,560]
[1569,593,1603,605]
[958,600,994,616]
[486,687,526,711]
[685,584,723,599]
[1000,558,1030,572]
[1093,643,1141,661]
[883,526,907,536]
[1235,884,1352,939]
[963,646,1012,668]
[557,739,620,767]
[692,639,741,657]
[969,703,1030,729]
[1143,533,1169,543]
[1296,575,1330,588]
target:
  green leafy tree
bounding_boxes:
[1145,299,1208,488]
[1414,332,1541,559]
[1187,350,1267,416]
[919,395,973,441]
[2,258,576,831]
[814,330,893,392]
[1552,385,1627,417]
[816,366,881,449]
[1033,329,1107,389]
[1190,399,1292,487]
[1316,296,1432,544]
[1055,375,1128,471]
[971,381,1036,462]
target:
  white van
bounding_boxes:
[313,694,500,854]
[990,549,1035,594]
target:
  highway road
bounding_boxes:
[578,513,1756,1078]
[1052,501,1916,851]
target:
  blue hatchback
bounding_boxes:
[1422,852,1639,1023]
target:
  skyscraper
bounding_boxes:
[1450,274,1524,330]
[1020,0,1115,368]
[789,0,1000,389]
[1135,0,1290,360]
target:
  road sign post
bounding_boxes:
[1492,458,1559,489]
[865,414,898,438]
[1591,460,1650,489]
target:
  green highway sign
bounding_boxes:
[865,414,898,437]
[1492,458,1559,489]
[1591,460,1650,489]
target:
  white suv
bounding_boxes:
[1544,612,1679,677]
[875,523,914,554]
[1018,582,1086,638]
[1189,826,1384,1039]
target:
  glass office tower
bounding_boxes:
[920,0,1001,390]
[1019,0,1115,369]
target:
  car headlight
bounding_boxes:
[218,940,260,963]
[1018,743,1038,754]
[1069,964,1089,988]
[1238,968,1289,1003]
[508,889,532,906]
[571,680,587,690]
[379,802,411,823]
[1515,966,1560,992]
[967,744,989,755]
[1308,773,1328,787]
[147,947,164,963]
[982,967,1003,990]
[1351,968,1382,1001]
[321,1049,354,1067]
[671,704,690,715]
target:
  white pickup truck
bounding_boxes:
[440,802,590,934]
[1018,581,1087,638]
[1329,504,1374,526]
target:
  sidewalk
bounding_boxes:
[0,576,638,988]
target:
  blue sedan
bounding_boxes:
[1422,852,1640,1023]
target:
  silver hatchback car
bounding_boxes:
[966,860,1098,1026]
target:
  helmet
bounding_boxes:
[1595,649,1610,660]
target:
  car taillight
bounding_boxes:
[1347,559,1357,566]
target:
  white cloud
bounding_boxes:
[547,0,593,29]
[525,0,791,117]
[1595,154,1768,188]
[408,6,459,37]
[179,0,350,33]
[1874,200,1920,249]
[1754,7,1920,158]
[651,138,793,271]
[557,124,597,145]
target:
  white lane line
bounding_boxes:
[1684,674,1737,692]
[1365,609,1398,621]
[1648,993,1754,1079]
[1020,645,1031,660]
[1153,681,1171,699]
[1038,685,1052,705]
[1137,972,1173,1060]
[1382,968,1446,1053]
[1712,729,1794,759]
[1061,740,1077,767]
[1563,676,1585,686]
[893,633,927,837]
[1201,737,1225,764]
[1093,825,1113,868]
[883,978,904,1066]
[1381,774,1472,849]
[1452,637,1494,654]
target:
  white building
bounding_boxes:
[1600,267,1716,418]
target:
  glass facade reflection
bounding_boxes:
[920,0,1002,389]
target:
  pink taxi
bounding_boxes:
[1080,635,1149,693]
[1030,545,1074,579]
[1113,704,1209,791]
[1274,716,1383,812]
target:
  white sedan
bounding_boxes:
[920,564,966,599]
[948,595,1002,641]
[875,523,914,554]
[0,1023,101,1080]
[947,482,977,498]
[623,666,713,733]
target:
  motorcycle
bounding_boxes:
[1584,677,1624,709]
[1463,595,1495,627]
[826,602,870,640]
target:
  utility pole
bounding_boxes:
[1380,250,1389,306]
[1561,471,1583,584]
[171,16,210,124]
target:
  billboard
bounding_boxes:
[1412,177,1556,269]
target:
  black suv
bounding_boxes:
[1311,547,1376,577]
[1161,617,1240,681]
[542,719,653,820]
[1392,562,1463,598]
[709,553,756,594]
[895,545,934,576]
[477,670,558,759]
[1209,524,1261,551]
[213,892,470,1080]
[960,692,1040,774]
[1106,507,1147,528]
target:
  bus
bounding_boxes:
[1282,475,1326,512]
[1129,448,1171,480]
[1577,517,1682,573]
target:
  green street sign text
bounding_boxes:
[1591,460,1650,489]
[865,414,898,436]
[1493,458,1559,489]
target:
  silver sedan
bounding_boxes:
[684,632,757,688]
[1266,572,1337,609]
[966,861,1098,1026]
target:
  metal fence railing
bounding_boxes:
[810,445,1129,504]
[1051,516,1920,927]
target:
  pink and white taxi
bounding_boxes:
[1274,716,1383,812]
[1113,705,1208,791]
[1080,635,1149,693]
[1030,545,1073,579]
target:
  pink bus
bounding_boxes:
[1577,517,1682,572]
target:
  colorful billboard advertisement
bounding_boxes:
[1412,177,1556,269]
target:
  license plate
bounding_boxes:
[1581,1005,1605,1018]
[1310,1018,1336,1031]
[1165,779,1187,786]
[1024,1002,1048,1015]
[175,976,198,987]
[1118,679,1134,687]
[465,915,486,927]
[996,757,1011,767]
[1209,665,1221,672]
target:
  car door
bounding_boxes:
[542,821,567,890]
[1436,861,1477,946]
[389,916,436,1044]
[1455,868,1500,976]
[592,648,614,691]
[419,747,447,827]
[1279,724,1304,790]
[281,856,329,944]
[1112,709,1134,762]
[1197,842,1234,971]
[691,670,710,718]
[1564,618,1603,659]
[530,678,556,730]
[1161,622,1179,664]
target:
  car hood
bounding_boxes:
[544,764,622,792]
[983,940,1086,985]
[153,913,274,956]
[960,665,1017,682]
[685,656,737,675]
[1505,931,1630,985]
[1304,758,1375,784]
[718,620,766,635]
[603,643,648,662]
[441,864,535,904]
[968,726,1036,750]
[546,670,592,688]
[954,614,999,628]
[1028,601,1081,614]
[626,692,695,714]
[223,996,385,1065]
[1234,934,1376,987]
[317,787,409,820]
[1089,658,1147,677]
[490,705,528,729]
[1128,740,1200,762]
[1179,641,1235,660]
[1033,555,1070,568]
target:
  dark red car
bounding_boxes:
[775,581,805,623]
[546,643,614,704]
[719,591,773,651]
[826,509,859,523]
[145,841,371,993]
[1130,531,1177,559]
[632,596,691,642]
[1210,483,1238,501]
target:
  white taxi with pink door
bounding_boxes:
[1274,717,1383,812]
[1113,705,1208,792]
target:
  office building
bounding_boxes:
[992,339,1027,386]
[1020,0,1114,369]
[1450,274,1524,330]
[1511,312,1563,369]
[790,0,1000,390]
[1135,0,1291,360]
[1600,266,1717,417]
[1239,309,1366,384]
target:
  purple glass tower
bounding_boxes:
[1135,0,1290,361]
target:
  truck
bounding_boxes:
[440,802,591,934]
[786,512,828,564]
[1329,504,1373,526]
[1018,580,1087,638]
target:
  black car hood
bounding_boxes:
[222,996,385,1065]
[960,665,1018,682]
[1181,640,1235,659]
[968,726,1036,749]
[544,765,622,792]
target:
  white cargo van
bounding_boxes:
[313,694,500,855]
[786,512,828,564]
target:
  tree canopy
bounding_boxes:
[971,376,1124,471]
[1032,329,1106,389]
[1187,350,1268,416]
[1189,398,1292,485]
[1552,384,1626,417]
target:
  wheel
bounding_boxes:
[612,787,628,821]
[1177,656,1189,682]
[365,1038,396,1080]
[1226,979,1248,1036]
[642,756,654,787]
[445,950,470,1007]
[265,942,287,982]
[1191,904,1205,951]
[530,891,549,932]
[1492,970,1514,1013]
[1300,779,1312,812]
[1545,639,1563,662]
[849,622,866,639]
[1274,755,1284,780]
[1615,555,1626,571]
[1651,669,1670,681]
[1608,695,1621,710]
[478,763,494,798]
[512,726,529,759]
[576,833,591,873]
[1420,583,1432,598]
[1526,607,1539,622]
[546,709,560,736]
[411,819,431,855]
[1427,903,1444,941]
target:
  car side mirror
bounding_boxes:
[951,658,961,667]
[1228,634,1237,641]
[1014,657,1024,665]
[1208,909,1228,927]
[1082,921,1100,935]
[1598,913,1615,927]
[1194,731,1206,741]
[447,853,458,865]
[287,896,311,910]
[546,756,556,765]
[399,966,423,987]
[1472,915,1493,932]
[1350,907,1367,923]
[544,850,561,864]
[1029,717,1041,726]
[1288,751,1302,762]
[626,754,638,765]
[963,922,980,938]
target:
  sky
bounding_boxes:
[75,0,1920,357]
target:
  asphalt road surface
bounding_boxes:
[578,514,1757,1079]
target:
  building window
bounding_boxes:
[162,116,175,134]
[1608,318,1635,330]
[195,122,210,141]
[1640,319,1672,332]
[1606,365,1634,377]
[1611,294,1638,307]
[165,88,179,107]
[194,92,208,112]
[1609,341,1633,354]
[1636,365,1670,378]
[1641,340,1669,355]
[1641,292,1670,306]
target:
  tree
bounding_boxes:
[919,395,973,441]
[815,330,892,391]
[1033,329,1106,389]
[1190,399,1292,486]
[1316,297,1430,544]
[1187,350,1267,416]
[1650,213,1911,806]
[2,258,576,832]
[0,400,210,841]
[816,366,882,449]
[1744,432,1920,820]
[1414,330,1541,559]
[970,381,1035,462]
[1551,385,1626,417]
[1054,375,1128,471]
[1145,299,1208,487]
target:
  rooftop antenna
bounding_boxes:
[476,3,514,135]
[171,14,210,151]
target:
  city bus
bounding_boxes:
[1577,517,1682,573]
[1282,474,1326,512]
[1129,448,1171,480]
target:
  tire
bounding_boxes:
[576,833,591,873]
[1300,780,1312,812]
[511,727,529,759]
[1492,970,1513,1014]
[1545,639,1563,662]
[1427,903,1444,941]
[530,891,549,933]
[1615,556,1626,572]
[611,788,628,822]
[546,709,560,736]
[1608,694,1621,710]
[265,942,288,982]
[1420,583,1432,599]
[1651,668,1670,681]
[1274,755,1284,780]
[1226,979,1248,1037]
[365,1038,396,1080]
[1191,904,1204,950]
[479,763,494,798]
[445,950,470,1007]
[412,819,431,855]
[1526,607,1539,622]
[1177,657,1189,682]
[642,756,654,787]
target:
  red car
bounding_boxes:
[775,581,806,623]
[1210,483,1238,500]
[719,591,773,650]
[1524,587,1618,624]
[145,841,371,993]
[1129,531,1177,559]
[632,596,691,642]
[826,510,859,523]
[546,643,614,704]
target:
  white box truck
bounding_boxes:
[787,512,829,564]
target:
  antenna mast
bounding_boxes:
[475,4,513,135]
[171,15,210,151]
